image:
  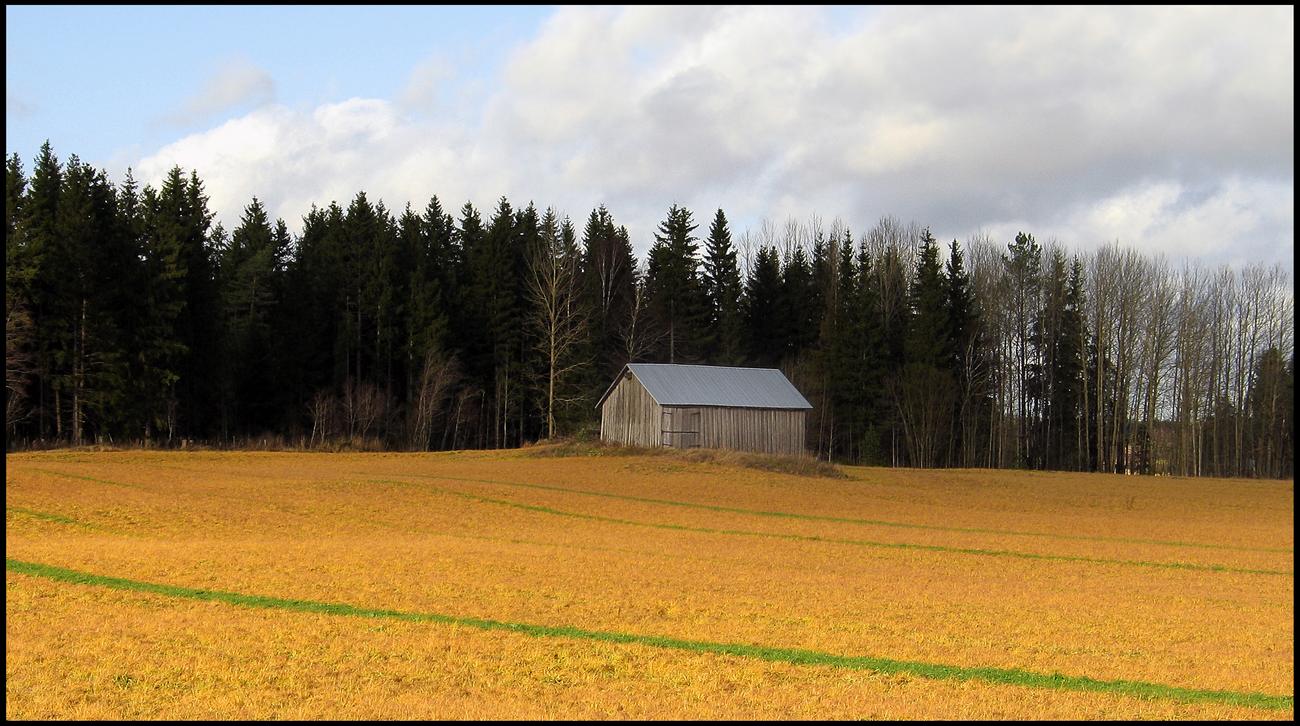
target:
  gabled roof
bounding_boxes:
[596,363,813,410]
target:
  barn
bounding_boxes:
[596,363,812,456]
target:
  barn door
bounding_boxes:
[662,408,701,449]
[685,408,701,448]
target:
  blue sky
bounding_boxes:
[5,5,1293,274]
[6,5,552,162]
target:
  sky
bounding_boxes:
[6,5,1295,276]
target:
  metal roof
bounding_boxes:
[597,363,813,410]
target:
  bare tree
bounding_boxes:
[966,232,1007,468]
[409,347,460,450]
[621,261,665,365]
[5,299,35,445]
[1169,263,1208,475]
[308,389,337,448]
[736,228,757,280]
[340,379,386,444]
[892,364,955,468]
[526,208,589,439]
[1133,254,1177,473]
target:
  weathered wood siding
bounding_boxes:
[655,405,806,456]
[599,373,662,448]
[692,406,807,457]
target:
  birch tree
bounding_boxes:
[527,208,588,438]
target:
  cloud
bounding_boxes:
[7,90,36,118]
[132,6,1293,275]
[398,55,452,113]
[980,177,1294,270]
[167,57,275,127]
[138,99,478,231]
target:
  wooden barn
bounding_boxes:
[596,363,812,456]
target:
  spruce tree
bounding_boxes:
[1054,255,1087,469]
[5,154,28,289]
[5,153,33,442]
[743,245,783,367]
[896,228,952,466]
[221,197,281,433]
[852,237,887,464]
[644,204,706,363]
[944,238,983,466]
[579,205,636,386]
[1003,231,1042,467]
[21,142,62,439]
[701,209,744,364]
[455,201,489,388]
[780,245,816,360]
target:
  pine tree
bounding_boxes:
[455,201,489,391]
[875,241,909,465]
[474,197,521,446]
[1031,247,1070,469]
[700,209,744,364]
[21,141,62,439]
[1003,231,1042,467]
[512,201,542,443]
[220,197,281,434]
[342,192,379,386]
[944,238,984,467]
[895,228,952,467]
[5,154,29,292]
[780,245,816,361]
[6,154,33,442]
[851,237,887,464]
[403,202,447,377]
[825,231,864,461]
[579,206,636,389]
[1051,254,1087,470]
[644,204,706,363]
[906,229,947,368]
[743,245,784,367]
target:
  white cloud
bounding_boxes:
[168,57,275,127]
[980,178,1294,271]
[131,6,1293,275]
[7,90,36,118]
[398,55,451,113]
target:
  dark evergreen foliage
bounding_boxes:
[2,142,1291,479]
[644,204,707,363]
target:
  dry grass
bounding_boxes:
[524,438,848,478]
[5,449,1293,719]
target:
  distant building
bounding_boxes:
[596,363,812,457]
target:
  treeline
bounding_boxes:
[4,143,1294,478]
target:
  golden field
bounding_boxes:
[5,448,1294,719]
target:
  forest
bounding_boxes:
[4,142,1294,478]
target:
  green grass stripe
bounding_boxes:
[385,471,1291,555]
[21,467,152,490]
[5,506,96,529]
[5,558,1290,712]
[373,480,1291,577]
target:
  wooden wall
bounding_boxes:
[599,373,662,448]
[690,406,807,457]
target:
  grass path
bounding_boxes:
[5,557,1291,713]
[5,506,97,529]
[371,478,1292,577]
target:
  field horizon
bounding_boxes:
[6,449,1294,719]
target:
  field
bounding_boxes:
[5,448,1294,719]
